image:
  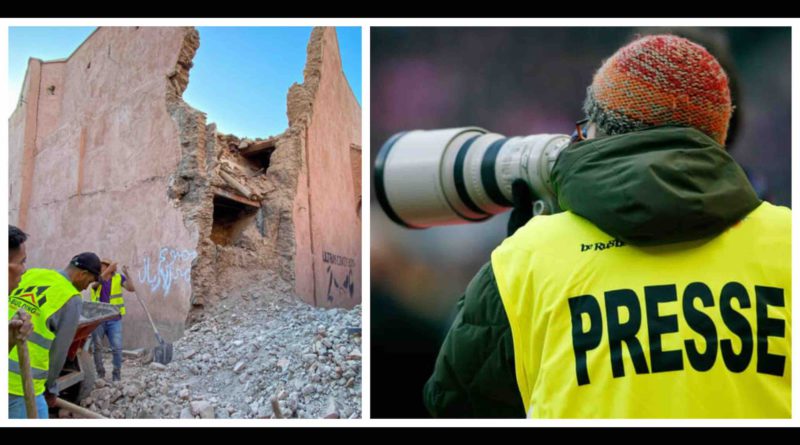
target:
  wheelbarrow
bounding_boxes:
[54,301,120,405]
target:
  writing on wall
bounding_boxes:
[138,247,197,297]
[322,250,355,303]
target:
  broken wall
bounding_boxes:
[9,26,362,349]
[9,28,200,348]
[186,27,362,311]
[178,127,298,320]
[288,28,362,308]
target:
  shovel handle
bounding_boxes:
[132,291,161,338]
[16,340,38,419]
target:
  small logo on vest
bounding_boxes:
[10,296,41,316]
[581,239,626,252]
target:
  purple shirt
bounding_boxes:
[98,273,126,321]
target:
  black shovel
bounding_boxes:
[132,291,173,365]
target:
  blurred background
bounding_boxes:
[370,27,791,418]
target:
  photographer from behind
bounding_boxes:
[422,35,791,418]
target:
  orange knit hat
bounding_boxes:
[584,35,732,145]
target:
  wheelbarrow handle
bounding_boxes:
[55,397,107,419]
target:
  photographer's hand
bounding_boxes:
[507,179,534,237]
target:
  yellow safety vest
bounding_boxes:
[491,202,791,418]
[91,273,126,316]
[8,269,80,396]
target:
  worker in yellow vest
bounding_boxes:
[90,259,135,382]
[424,35,790,418]
[8,225,33,353]
[8,252,102,419]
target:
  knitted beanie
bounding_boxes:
[584,34,732,145]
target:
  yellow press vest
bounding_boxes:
[8,269,80,396]
[491,202,791,418]
[91,273,126,316]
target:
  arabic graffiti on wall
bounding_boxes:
[138,247,197,297]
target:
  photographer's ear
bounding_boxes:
[584,122,600,140]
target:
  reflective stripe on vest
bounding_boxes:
[26,331,53,350]
[8,358,49,380]
[91,273,126,316]
[8,269,80,396]
[491,202,791,418]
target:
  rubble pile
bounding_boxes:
[80,292,361,419]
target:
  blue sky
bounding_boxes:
[8,26,362,138]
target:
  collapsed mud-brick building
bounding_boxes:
[9,27,362,348]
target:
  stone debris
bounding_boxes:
[84,293,361,419]
[190,401,215,419]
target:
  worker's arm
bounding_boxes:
[101,263,116,282]
[121,266,135,292]
[45,295,82,395]
[423,262,524,418]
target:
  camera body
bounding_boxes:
[376,127,571,229]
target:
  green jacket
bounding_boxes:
[422,127,762,417]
